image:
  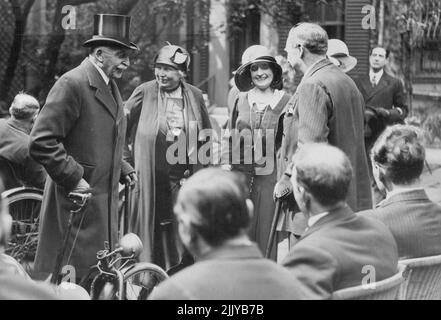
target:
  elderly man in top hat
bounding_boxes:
[29,14,138,282]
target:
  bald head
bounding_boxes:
[287,23,328,55]
[175,168,250,246]
[9,93,39,120]
[293,143,353,206]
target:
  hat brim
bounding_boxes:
[234,58,283,92]
[83,37,139,51]
[154,59,180,70]
[332,55,357,73]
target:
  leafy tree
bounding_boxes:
[380,0,441,114]
[0,0,206,113]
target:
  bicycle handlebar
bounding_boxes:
[68,192,92,203]
[68,192,92,212]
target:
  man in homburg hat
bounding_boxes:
[30,14,138,282]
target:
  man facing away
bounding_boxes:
[274,22,372,244]
[282,143,398,299]
[360,125,441,259]
[0,93,46,190]
[149,168,306,300]
[29,14,137,282]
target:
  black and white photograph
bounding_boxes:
[0,0,441,305]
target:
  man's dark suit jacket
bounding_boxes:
[360,189,441,259]
[0,119,46,189]
[354,72,408,148]
[149,243,306,300]
[282,205,398,299]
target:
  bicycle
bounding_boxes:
[2,187,43,274]
[78,233,168,300]
[78,183,168,300]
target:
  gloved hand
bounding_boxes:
[123,171,138,188]
[375,107,391,118]
[71,178,90,193]
[273,174,293,201]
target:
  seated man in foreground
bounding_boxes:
[149,168,306,300]
[360,125,441,259]
[282,143,398,299]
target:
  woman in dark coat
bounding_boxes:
[124,44,212,269]
[222,45,291,260]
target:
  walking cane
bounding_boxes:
[265,199,282,259]
[50,192,91,285]
[124,181,131,235]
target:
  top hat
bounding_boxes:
[83,14,139,50]
[234,45,283,92]
[154,43,191,72]
[327,39,357,73]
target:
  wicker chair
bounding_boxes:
[398,254,441,300]
[332,264,406,300]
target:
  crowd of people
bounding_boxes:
[1,13,440,300]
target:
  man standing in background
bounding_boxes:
[354,46,408,203]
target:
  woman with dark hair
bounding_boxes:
[124,43,212,269]
[361,124,441,259]
[222,45,291,260]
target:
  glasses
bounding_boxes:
[250,62,270,72]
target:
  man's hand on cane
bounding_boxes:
[273,173,293,201]
[123,171,138,188]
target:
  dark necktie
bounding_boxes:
[108,81,117,104]
[371,75,377,88]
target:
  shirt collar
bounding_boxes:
[369,69,383,83]
[385,186,424,200]
[89,56,110,85]
[307,211,329,227]
[247,88,285,111]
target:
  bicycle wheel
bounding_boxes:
[2,187,43,274]
[122,262,169,300]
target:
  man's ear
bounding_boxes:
[299,46,305,59]
[94,48,104,63]
[297,184,311,208]
[246,198,254,221]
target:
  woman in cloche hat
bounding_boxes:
[124,43,212,270]
[221,45,291,260]
[327,39,357,73]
